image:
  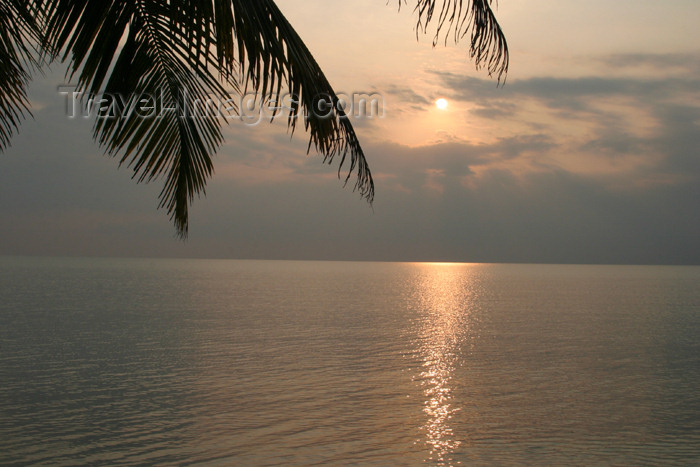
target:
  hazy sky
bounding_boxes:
[1,0,699,263]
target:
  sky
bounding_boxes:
[1,0,699,264]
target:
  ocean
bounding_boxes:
[1,257,698,465]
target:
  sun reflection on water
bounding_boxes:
[412,263,481,465]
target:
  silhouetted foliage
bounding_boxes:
[0,0,508,237]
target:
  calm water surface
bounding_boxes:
[1,258,699,465]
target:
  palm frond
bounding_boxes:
[409,0,509,82]
[41,0,374,237]
[220,0,374,201]
[43,0,234,237]
[0,0,42,152]
[2,0,510,238]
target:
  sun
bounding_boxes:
[435,98,448,110]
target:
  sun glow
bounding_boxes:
[435,98,448,110]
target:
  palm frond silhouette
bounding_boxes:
[0,0,508,237]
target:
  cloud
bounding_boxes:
[3,106,698,264]
[650,103,700,176]
[432,68,700,107]
[596,53,700,75]
[362,134,557,195]
[384,84,431,106]
[422,60,700,186]
[469,101,518,119]
[2,52,699,264]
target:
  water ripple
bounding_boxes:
[1,259,699,465]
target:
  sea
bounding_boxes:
[1,257,698,465]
